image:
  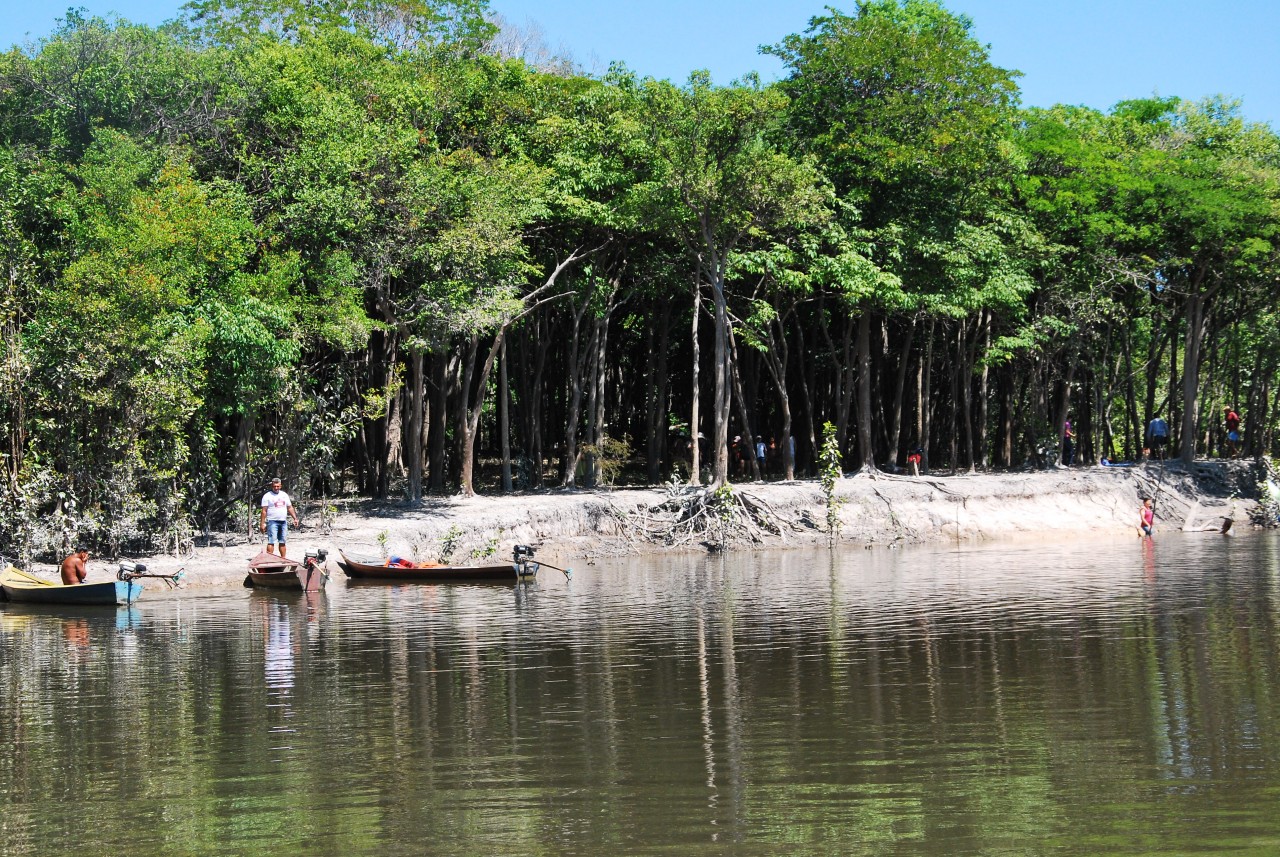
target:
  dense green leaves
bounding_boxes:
[0,0,1277,554]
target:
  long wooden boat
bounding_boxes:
[246,551,328,592]
[337,550,531,582]
[1,565,142,606]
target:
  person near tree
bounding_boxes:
[1145,415,1169,461]
[1223,406,1241,458]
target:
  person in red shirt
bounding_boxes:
[1138,498,1154,538]
[1223,407,1241,458]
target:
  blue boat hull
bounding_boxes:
[1,579,141,606]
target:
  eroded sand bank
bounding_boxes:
[40,459,1268,589]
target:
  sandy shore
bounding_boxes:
[43,459,1266,590]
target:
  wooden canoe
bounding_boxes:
[337,550,529,582]
[246,551,327,592]
[1,565,142,606]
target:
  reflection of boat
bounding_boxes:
[246,550,328,592]
[1,565,141,606]
[337,546,540,582]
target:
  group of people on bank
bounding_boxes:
[728,434,794,479]
[1063,405,1242,466]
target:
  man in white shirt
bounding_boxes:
[259,477,300,558]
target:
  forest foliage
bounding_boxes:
[0,0,1277,560]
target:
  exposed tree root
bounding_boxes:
[615,482,802,551]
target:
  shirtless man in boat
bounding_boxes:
[60,547,89,585]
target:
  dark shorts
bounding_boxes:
[1150,436,1168,448]
[266,520,288,545]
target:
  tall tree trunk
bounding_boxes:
[587,313,612,486]
[645,307,671,483]
[529,314,550,489]
[1055,354,1079,467]
[427,351,450,494]
[582,321,601,487]
[1246,342,1266,457]
[405,346,425,502]
[921,319,935,473]
[561,293,593,487]
[381,384,402,499]
[855,312,876,473]
[500,339,512,493]
[948,326,959,473]
[999,370,1014,468]
[887,317,915,470]
[1180,291,1210,465]
[708,264,733,487]
[795,317,818,476]
[815,291,854,454]
[689,276,702,485]
[976,312,990,470]
[728,328,761,483]
[839,316,856,455]
[960,318,976,474]
[228,412,255,504]
[458,329,511,498]
[456,335,480,496]
[1124,325,1139,461]
[1170,309,1181,454]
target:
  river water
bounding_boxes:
[3,533,1280,855]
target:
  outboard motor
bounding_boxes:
[115,561,182,587]
[115,561,147,580]
[513,544,539,577]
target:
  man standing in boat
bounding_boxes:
[60,547,89,585]
[259,478,300,558]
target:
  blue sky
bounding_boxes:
[3,1,1276,128]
